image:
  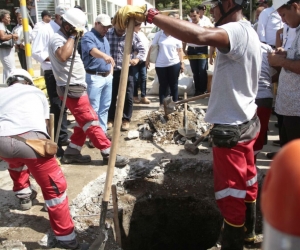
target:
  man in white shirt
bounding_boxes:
[183,6,213,96]
[32,5,70,154]
[30,10,52,41]
[12,13,32,70]
[257,5,283,47]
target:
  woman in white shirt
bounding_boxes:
[0,9,18,83]
[146,22,184,109]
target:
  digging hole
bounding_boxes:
[119,160,223,250]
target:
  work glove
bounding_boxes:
[112,5,147,31]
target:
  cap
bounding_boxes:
[261,139,300,242]
[95,14,112,27]
[55,5,68,15]
[198,4,207,10]
[41,10,51,18]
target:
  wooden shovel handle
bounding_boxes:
[176,92,210,105]
[102,19,135,202]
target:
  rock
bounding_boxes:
[142,130,153,140]
[127,130,139,139]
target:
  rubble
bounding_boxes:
[145,104,211,144]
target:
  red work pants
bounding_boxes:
[213,117,260,226]
[64,94,111,151]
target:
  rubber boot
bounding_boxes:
[221,221,244,250]
[244,202,256,243]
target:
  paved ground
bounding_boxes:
[0,56,280,249]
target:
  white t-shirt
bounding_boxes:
[0,84,49,136]
[0,22,6,31]
[205,20,262,125]
[32,21,60,71]
[187,16,213,48]
[153,30,182,67]
[257,6,283,46]
[30,21,46,41]
[256,43,274,99]
[48,30,86,87]
[12,24,33,45]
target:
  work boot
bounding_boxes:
[54,238,89,250]
[102,153,129,167]
[141,97,150,104]
[61,154,91,164]
[221,221,244,250]
[121,120,130,131]
[19,189,38,211]
[244,202,256,244]
[87,139,95,148]
[133,96,140,103]
[107,120,114,130]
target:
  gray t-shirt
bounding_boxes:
[205,21,261,125]
[257,43,274,99]
[275,26,300,116]
[48,30,86,87]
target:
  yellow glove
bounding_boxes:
[112,5,147,31]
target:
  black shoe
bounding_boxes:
[61,154,91,164]
[19,189,37,210]
[87,140,95,148]
[272,140,280,147]
[102,154,129,167]
[266,152,277,159]
[53,239,88,249]
[59,139,70,146]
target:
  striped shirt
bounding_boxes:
[106,28,146,71]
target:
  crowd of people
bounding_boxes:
[0,0,300,249]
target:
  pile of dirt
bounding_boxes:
[146,105,211,144]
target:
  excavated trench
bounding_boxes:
[72,159,264,250]
[118,159,222,250]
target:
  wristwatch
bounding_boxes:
[69,35,76,40]
[146,8,159,24]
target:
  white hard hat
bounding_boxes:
[5,69,34,86]
[273,0,290,10]
[61,8,87,30]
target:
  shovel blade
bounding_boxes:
[163,96,176,115]
[88,230,107,250]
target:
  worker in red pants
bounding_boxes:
[0,69,80,249]
[48,8,129,167]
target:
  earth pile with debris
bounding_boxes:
[138,105,211,144]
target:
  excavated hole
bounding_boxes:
[119,160,223,250]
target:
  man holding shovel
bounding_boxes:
[48,8,129,167]
[114,2,261,249]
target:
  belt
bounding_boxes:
[86,70,110,77]
[184,54,210,60]
[44,70,53,74]
[188,46,208,50]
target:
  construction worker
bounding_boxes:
[0,69,80,249]
[113,1,261,249]
[261,139,300,249]
[32,5,70,154]
[48,8,129,166]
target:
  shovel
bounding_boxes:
[89,18,136,250]
[184,125,213,155]
[178,92,196,138]
[163,92,210,116]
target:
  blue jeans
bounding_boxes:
[86,73,113,132]
[132,61,147,97]
[156,62,181,105]
[188,46,208,93]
